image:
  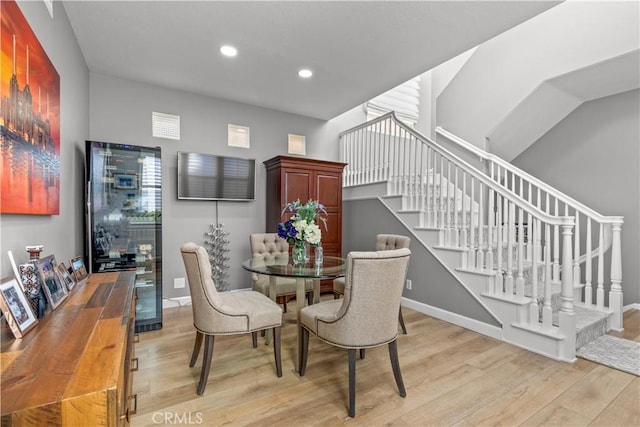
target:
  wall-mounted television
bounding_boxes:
[177,151,255,201]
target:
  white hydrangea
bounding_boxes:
[304,222,322,245]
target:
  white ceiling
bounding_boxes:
[63,1,561,121]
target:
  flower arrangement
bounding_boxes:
[277,199,327,247]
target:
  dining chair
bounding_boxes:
[333,234,411,334]
[299,248,411,417]
[249,233,313,312]
[180,242,283,395]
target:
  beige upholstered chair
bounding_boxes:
[250,233,313,311]
[299,248,411,417]
[180,242,283,395]
[333,234,411,334]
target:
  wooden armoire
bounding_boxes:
[264,155,346,292]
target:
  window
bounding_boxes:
[365,76,421,127]
[228,124,250,148]
[152,112,180,140]
[288,134,306,155]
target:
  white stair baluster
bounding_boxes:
[597,224,605,308]
[573,212,581,290]
[477,181,485,270]
[460,171,468,257]
[495,194,504,295]
[529,218,540,325]
[516,206,525,298]
[552,199,560,283]
[505,201,514,296]
[542,223,553,329]
[468,177,476,269]
[584,218,592,306]
[453,165,460,247]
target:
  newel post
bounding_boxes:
[559,219,576,361]
[609,219,624,331]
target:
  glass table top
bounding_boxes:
[242,255,346,279]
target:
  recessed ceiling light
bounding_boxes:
[298,68,313,78]
[220,45,238,57]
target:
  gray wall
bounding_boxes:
[512,89,640,306]
[0,1,364,301]
[1,2,89,279]
[89,73,363,299]
[343,198,500,326]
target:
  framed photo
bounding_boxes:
[57,263,76,292]
[113,173,138,190]
[70,256,89,283]
[0,276,38,338]
[36,254,68,310]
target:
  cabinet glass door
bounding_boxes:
[86,141,162,332]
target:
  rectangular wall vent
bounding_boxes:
[152,112,180,140]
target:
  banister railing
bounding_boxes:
[436,126,624,329]
[340,112,623,340]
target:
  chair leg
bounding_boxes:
[299,326,309,376]
[334,291,341,300]
[197,335,215,395]
[189,331,203,367]
[273,326,282,377]
[388,339,406,398]
[359,348,365,359]
[252,331,258,348]
[348,348,357,417]
[399,307,407,335]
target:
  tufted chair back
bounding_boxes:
[316,248,411,347]
[249,233,290,282]
[375,234,411,251]
[180,242,231,333]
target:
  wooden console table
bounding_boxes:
[1,271,137,426]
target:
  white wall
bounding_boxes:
[89,73,363,299]
[437,0,639,148]
[1,1,89,279]
[512,89,640,306]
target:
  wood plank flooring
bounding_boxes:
[131,304,639,426]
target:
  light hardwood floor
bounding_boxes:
[131,303,639,426]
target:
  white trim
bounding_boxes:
[162,288,253,309]
[623,303,640,312]
[401,297,502,340]
[162,296,192,308]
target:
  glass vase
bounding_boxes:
[292,240,307,266]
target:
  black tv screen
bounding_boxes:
[177,152,255,201]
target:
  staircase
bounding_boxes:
[339,112,625,362]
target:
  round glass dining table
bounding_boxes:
[242,255,346,371]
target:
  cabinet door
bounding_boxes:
[315,172,342,256]
[281,168,312,219]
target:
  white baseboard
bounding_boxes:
[162,296,192,309]
[162,288,252,309]
[401,297,502,340]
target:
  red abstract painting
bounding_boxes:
[1,0,60,215]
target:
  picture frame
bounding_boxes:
[7,250,23,290]
[70,256,89,283]
[0,276,38,338]
[57,263,76,292]
[36,254,68,310]
[113,173,138,190]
